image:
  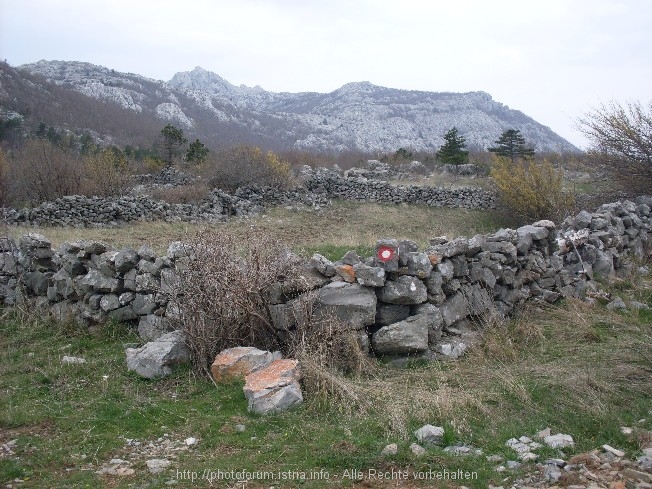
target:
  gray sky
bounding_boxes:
[1,0,651,149]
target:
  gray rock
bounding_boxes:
[607,296,627,310]
[377,276,427,305]
[310,253,336,277]
[100,294,121,312]
[405,252,432,278]
[575,210,593,228]
[353,263,386,287]
[371,314,429,355]
[81,269,122,293]
[374,239,400,271]
[437,260,454,280]
[243,359,303,415]
[381,443,398,456]
[114,248,139,274]
[414,424,444,446]
[440,292,469,326]
[411,303,444,345]
[108,305,138,322]
[138,314,173,341]
[137,245,157,262]
[544,433,574,449]
[125,331,190,379]
[313,282,377,329]
[136,273,160,293]
[167,241,191,260]
[410,443,426,456]
[132,293,158,315]
[159,268,180,295]
[375,304,410,326]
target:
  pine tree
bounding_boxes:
[161,124,187,166]
[488,129,535,162]
[437,127,469,165]
[186,139,209,164]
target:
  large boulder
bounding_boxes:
[243,359,303,414]
[211,347,282,382]
[371,314,429,355]
[313,282,377,329]
[125,331,190,379]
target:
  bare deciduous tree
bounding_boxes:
[578,101,652,194]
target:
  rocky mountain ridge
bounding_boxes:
[8,60,578,153]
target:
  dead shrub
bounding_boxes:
[81,146,132,197]
[150,183,209,204]
[171,227,296,376]
[285,295,377,408]
[12,139,84,204]
[490,155,575,224]
[203,145,292,192]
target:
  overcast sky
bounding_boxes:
[1,0,650,149]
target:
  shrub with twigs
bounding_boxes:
[171,227,295,376]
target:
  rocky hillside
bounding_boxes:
[6,60,578,153]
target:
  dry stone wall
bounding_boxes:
[0,165,495,228]
[301,167,495,209]
[1,196,650,361]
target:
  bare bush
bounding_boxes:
[203,145,292,192]
[13,139,84,204]
[172,227,295,376]
[150,183,209,204]
[578,100,652,195]
[81,147,132,197]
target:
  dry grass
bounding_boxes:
[298,296,651,441]
[390,171,492,190]
[4,200,505,256]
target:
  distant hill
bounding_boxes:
[1,60,579,153]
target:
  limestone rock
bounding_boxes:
[125,331,190,379]
[313,282,377,329]
[211,347,282,382]
[371,314,429,355]
[414,424,444,446]
[377,276,427,305]
[243,359,303,415]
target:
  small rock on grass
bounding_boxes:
[381,443,398,456]
[410,443,426,456]
[147,458,171,474]
[62,355,86,364]
[414,424,444,446]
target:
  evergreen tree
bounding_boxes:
[160,124,187,165]
[437,127,469,165]
[186,139,209,164]
[36,122,46,138]
[488,129,535,162]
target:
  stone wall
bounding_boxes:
[0,165,495,228]
[1,196,650,361]
[302,167,495,209]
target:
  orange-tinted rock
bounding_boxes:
[211,347,281,382]
[335,264,356,283]
[243,359,303,414]
[427,253,443,265]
